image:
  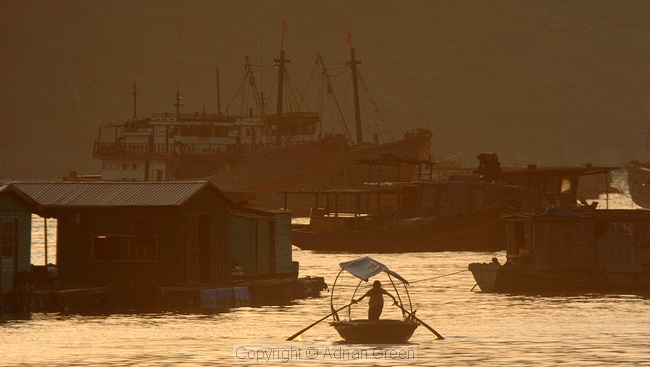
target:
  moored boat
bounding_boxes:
[283,153,618,252]
[469,209,650,293]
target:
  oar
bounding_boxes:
[286,303,353,341]
[394,303,445,340]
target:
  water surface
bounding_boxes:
[3,171,647,366]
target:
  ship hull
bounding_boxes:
[469,262,650,294]
[209,130,433,214]
[292,207,507,253]
[209,136,349,212]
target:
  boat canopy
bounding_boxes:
[339,256,409,284]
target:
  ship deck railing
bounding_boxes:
[93,141,278,161]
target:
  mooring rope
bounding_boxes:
[407,268,469,284]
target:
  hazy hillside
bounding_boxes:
[1,0,649,179]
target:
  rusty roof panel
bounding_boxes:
[5,181,214,208]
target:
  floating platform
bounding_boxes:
[0,276,327,314]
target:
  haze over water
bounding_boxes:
[2,171,648,366]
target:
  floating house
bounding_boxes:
[0,184,42,296]
[0,181,323,312]
[12,181,234,287]
[230,200,294,277]
[469,209,650,293]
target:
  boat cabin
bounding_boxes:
[504,209,650,276]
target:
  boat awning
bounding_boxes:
[339,256,409,284]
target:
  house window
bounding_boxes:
[92,234,158,262]
[1,218,17,257]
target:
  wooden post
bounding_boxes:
[43,217,48,266]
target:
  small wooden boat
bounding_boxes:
[328,256,420,344]
[331,319,419,344]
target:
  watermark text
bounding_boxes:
[233,344,417,363]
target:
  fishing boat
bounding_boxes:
[328,257,422,344]
[468,209,650,293]
[283,153,617,252]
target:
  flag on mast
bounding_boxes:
[282,19,288,33]
[346,29,352,46]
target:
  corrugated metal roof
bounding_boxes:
[5,181,219,208]
[0,184,44,212]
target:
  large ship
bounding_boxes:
[93,38,433,212]
[93,51,323,182]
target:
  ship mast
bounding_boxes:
[317,54,352,141]
[347,48,363,144]
[245,56,265,116]
[274,20,290,146]
[274,50,289,146]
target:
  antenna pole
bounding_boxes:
[216,67,221,115]
[174,90,182,120]
[176,28,181,120]
[131,82,138,118]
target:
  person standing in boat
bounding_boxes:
[353,280,397,320]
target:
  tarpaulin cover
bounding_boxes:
[339,256,409,284]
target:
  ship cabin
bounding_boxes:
[505,209,650,269]
[93,111,321,182]
[5,181,295,290]
[499,164,619,211]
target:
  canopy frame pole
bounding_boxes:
[387,274,406,318]
[330,269,345,322]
